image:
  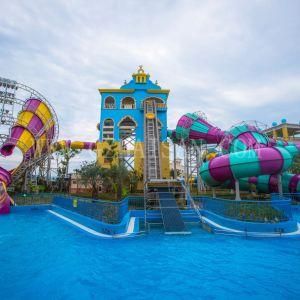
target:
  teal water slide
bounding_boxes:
[168,113,300,193]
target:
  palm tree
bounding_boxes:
[102,140,118,166]
[128,170,143,193]
[55,148,81,192]
[108,163,130,199]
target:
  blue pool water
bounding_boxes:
[1,208,300,300]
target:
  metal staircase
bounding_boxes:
[143,100,161,180]
[143,101,191,234]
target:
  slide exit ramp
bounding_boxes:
[157,186,191,234]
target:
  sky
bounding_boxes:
[1,0,300,170]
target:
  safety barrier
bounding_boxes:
[13,193,57,205]
[127,196,144,210]
[193,196,293,223]
[272,193,300,203]
[52,195,128,224]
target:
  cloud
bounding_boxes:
[0,0,299,170]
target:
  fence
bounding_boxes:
[193,196,293,223]
[272,193,300,203]
[13,193,57,206]
[127,196,144,210]
[53,195,128,224]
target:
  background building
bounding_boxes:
[264,119,300,141]
[69,173,98,196]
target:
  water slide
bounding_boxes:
[169,113,300,193]
[52,140,96,151]
[0,167,12,213]
[0,98,57,213]
[0,98,95,214]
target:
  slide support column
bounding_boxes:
[277,174,283,196]
[212,188,216,198]
[235,179,241,200]
[196,146,202,194]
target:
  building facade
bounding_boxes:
[96,66,170,181]
[69,173,101,196]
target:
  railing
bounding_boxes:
[181,183,203,221]
[13,193,57,206]
[12,193,156,211]
[145,191,188,210]
[11,193,129,224]
[140,103,167,110]
[193,196,293,223]
[53,195,128,224]
[127,196,144,210]
[272,193,300,203]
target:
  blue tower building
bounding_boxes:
[97,66,170,180]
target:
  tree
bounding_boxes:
[128,170,142,193]
[108,163,130,199]
[289,154,300,174]
[59,148,81,176]
[77,162,105,198]
[55,148,81,192]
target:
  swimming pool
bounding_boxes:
[0,208,300,299]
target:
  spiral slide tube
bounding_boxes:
[0,98,57,214]
[170,113,225,144]
[237,173,300,194]
[1,98,55,159]
[170,113,300,193]
[200,133,300,193]
[200,146,295,186]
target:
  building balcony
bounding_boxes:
[140,103,167,111]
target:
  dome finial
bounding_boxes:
[138,65,144,74]
[132,65,148,83]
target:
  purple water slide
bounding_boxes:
[23,98,42,112]
[176,114,225,144]
[0,126,25,156]
[201,147,290,185]
[0,168,12,214]
[25,114,44,136]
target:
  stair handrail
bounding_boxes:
[181,180,203,221]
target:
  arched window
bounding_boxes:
[119,117,136,127]
[103,118,114,141]
[104,97,115,109]
[121,97,135,109]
